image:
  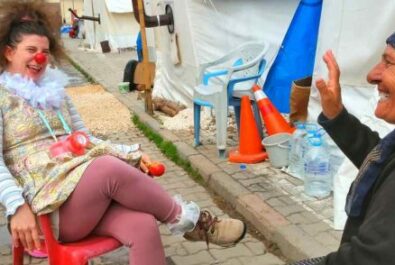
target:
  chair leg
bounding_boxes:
[234,105,241,136]
[252,102,264,140]
[13,245,24,265]
[193,103,201,147]
[214,102,228,158]
[218,149,226,158]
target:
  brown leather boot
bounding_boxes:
[290,76,312,125]
[183,210,247,248]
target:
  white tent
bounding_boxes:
[83,0,140,51]
[150,0,300,106]
[147,0,395,229]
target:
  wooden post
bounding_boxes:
[136,0,154,115]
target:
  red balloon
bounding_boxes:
[148,162,166,177]
[34,53,47,64]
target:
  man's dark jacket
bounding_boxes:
[317,108,395,265]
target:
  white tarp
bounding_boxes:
[151,0,299,106]
[308,0,395,229]
[104,0,133,13]
[83,0,140,50]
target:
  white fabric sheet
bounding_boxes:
[104,0,133,13]
[83,0,140,50]
[152,0,299,106]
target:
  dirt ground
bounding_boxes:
[66,84,132,135]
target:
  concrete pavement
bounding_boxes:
[60,38,342,262]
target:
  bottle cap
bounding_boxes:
[308,136,322,146]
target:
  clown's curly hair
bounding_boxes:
[0,0,64,69]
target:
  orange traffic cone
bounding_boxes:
[229,96,268,163]
[252,85,295,135]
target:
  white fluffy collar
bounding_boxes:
[0,67,69,110]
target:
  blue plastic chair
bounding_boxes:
[193,41,270,157]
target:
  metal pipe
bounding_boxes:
[68,8,101,24]
[131,0,174,32]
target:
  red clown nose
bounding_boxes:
[34,53,47,64]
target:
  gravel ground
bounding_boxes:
[66,84,133,136]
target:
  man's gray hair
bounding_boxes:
[386,32,395,48]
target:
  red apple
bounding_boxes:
[34,53,47,64]
[148,162,166,177]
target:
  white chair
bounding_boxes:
[193,41,270,157]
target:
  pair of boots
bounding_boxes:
[168,196,246,247]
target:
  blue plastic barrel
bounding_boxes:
[263,0,323,113]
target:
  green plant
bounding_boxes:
[64,54,97,84]
[132,115,204,185]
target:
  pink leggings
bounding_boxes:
[59,155,181,265]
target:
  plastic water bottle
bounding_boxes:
[303,122,318,155]
[288,123,306,179]
[304,135,331,198]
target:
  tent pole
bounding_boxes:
[136,0,154,115]
[91,0,96,50]
[62,0,65,23]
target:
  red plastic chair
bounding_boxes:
[13,214,122,265]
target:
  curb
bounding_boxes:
[67,53,332,262]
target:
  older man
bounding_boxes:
[290,32,395,265]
